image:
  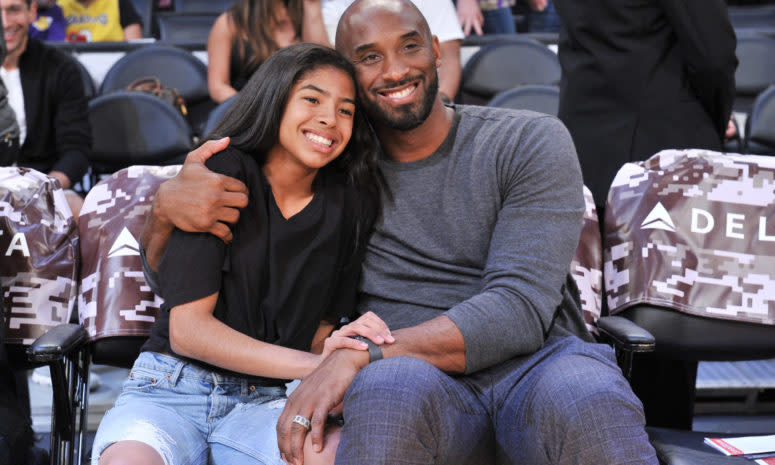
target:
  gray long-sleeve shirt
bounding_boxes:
[357,105,591,374]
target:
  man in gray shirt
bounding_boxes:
[141,1,657,463]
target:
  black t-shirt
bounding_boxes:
[142,147,370,378]
[229,41,259,92]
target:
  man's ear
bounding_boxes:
[431,35,442,67]
[29,0,38,20]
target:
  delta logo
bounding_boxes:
[107,227,140,258]
[640,202,775,242]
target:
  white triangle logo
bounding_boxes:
[640,202,676,232]
[107,227,140,258]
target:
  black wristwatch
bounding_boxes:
[349,335,383,363]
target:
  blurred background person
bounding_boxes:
[0,0,90,216]
[29,0,65,41]
[523,0,560,33]
[456,0,516,35]
[58,0,142,41]
[207,0,330,103]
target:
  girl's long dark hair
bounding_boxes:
[228,0,303,76]
[209,43,382,249]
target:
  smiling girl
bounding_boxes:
[92,43,388,465]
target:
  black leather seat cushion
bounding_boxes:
[647,427,762,465]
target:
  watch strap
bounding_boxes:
[350,335,383,363]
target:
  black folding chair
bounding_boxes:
[459,38,561,105]
[744,85,775,155]
[487,84,560,116]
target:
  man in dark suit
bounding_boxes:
[554,0,737,213]
[554,0,737,430]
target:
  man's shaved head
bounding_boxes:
[335,0,432,55]
[332,0,442,131]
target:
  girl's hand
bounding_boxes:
[319,312,395,360]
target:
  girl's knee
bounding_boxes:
[98,440,165,465]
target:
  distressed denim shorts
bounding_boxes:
[91,351,288,465]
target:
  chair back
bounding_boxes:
[570,186,603,333]
[202,94,237,138]
[604,149,775,359]
[75,59,97,99]
[734,35,775,113]
[88,91,193,178]
[745,85,775,155]
[728,4,775,30]
[604,149,775,327]
[99,45,209,104]
[0,167,78,345]
[79,165,181,366]
[460,38,560,105]
[487,84,560,116]
[174,0,233,14]
[156,13,218,42]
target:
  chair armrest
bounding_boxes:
[596,316,656,354]
[26,324,89,363]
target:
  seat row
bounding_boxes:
[6,147,775,464]
[4,145,775,464]
[129,0,231,40]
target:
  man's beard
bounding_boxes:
[361,72,439,131]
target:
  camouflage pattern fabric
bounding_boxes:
[0,167,78,345]
[79,165,180,340]
[605,149,775,326]
[570,185,602,332]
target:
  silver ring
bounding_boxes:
[292,414,311,431]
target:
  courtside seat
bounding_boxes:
[78,166,180,366]
[0,167,86,465]
[604,149,775,464]
[27,166,181,465]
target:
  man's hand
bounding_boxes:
[277,349,369,465]
[156,137,248,242]
[456,0,484,36]
[141,137,248,270]
[725,115,738,141]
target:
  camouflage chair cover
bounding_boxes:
[0,167,78,345]
[79,165,180,342]
[604,149,775,326]
[570,185,603,333]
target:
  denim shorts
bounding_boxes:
[91,351,288,465]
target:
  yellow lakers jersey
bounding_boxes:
[58,0,124,42]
